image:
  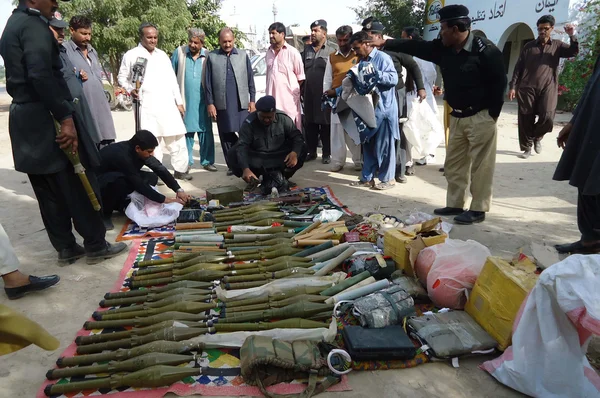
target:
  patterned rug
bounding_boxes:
[38,238,351,398]
[116,185,353,242]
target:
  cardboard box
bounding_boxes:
[465,256,539,351]
[383,218,447,276]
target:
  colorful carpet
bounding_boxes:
[116,185,353,242]
[38,238,350,398]
[334,305,434,371]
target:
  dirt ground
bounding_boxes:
[0,85,589,397]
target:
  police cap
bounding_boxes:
[256,96,276,113]
[438,5,470,22]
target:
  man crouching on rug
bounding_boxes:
[228,96,307,195]
[98,130,192,230]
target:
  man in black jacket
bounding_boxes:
[371,5,507,225]
[0,0,126,264]
[98,130,191,229]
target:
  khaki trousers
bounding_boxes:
[445,110,497,212]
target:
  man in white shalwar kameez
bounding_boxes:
[118,23,191,180]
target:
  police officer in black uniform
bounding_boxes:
[371,5,507,225]
[0,0,127,264]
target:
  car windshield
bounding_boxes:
[250,54,260,63]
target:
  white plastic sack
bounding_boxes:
[404,210,453,235]
[483,254,600,398]
[313,209,343,223]
[424,239,491,309]
[125,190,183,228]
[403,98,444,158]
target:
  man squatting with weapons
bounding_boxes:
[0,0,128,269]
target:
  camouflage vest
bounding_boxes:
[240,336,339,398]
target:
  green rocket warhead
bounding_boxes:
[56,340,202,367]
[77,320,181,346]
[213,211,285,227]
[100,289,215,308]
[84,311,213,330]
[102,281,213,301]
[95,301,218,321]
[212,301,334,325]
[44,365,202,396]
[127,269,226,288]
[221,267,314,283]
[94,294,214,318]
[46,352,193,380]
[224,294,328,313]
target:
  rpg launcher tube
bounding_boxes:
[102,282,213,301]
[175,235,224,243]
[213,212,285,227]
[95,294,214,318]
[227,247,303,262]
[250,219,312,228]
[224,294,328,313]
[94,301,219,322]
[314,246,356,277]
[46,352,193,380]
[293,241,334,257]
[84,311,214,330]
[224,280,274,290]
[320,270,371,296]
[77,320,180,345]
[221,267,314,284]
[101,289,214,308]
[214,302,333,324]
[127,269,227,288]
[175,255,310,274]
[173,260,311,278]
[175,221,214,230]
[45,365,201,396]
[56,340,201,367]
[136,258,175,267]
[76,327,210,355]
[212,202,278,216]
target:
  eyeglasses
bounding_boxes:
[537,26,552,32]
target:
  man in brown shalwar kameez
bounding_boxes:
[508,15,578,159]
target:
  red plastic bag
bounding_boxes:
[425,239,491,309]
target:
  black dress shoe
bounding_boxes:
[306,153,317,162]
[5,275,60,300]
[454,210,486,225]
[434,207,465,216]
[322,155,331,164]
[174,171,193,181]
[555,241,583,254]
[58,244,86,264]
[226,169,234,176]
[86,242,128,265]
[395,176,408,184]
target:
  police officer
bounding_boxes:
[0,0,127,264]
[371,4,507,225]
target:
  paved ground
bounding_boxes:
[0,88,581,397]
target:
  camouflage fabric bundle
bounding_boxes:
[352,285,415,328]
[240,335,339,398]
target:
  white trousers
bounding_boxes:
[0,224,20,276]
[330,122,362,167]
[152,135,188,173]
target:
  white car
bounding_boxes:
[251,53,266,101]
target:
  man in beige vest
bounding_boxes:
[323,25,362,172]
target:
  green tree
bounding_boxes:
[353,0,426,38]
[187,0,247,51]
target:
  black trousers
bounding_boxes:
[305,123,331,157]
[100,171,158,218]
[28,167,106,253]
[395,127,412,179]
[578,189,600,242]
[228,144,307,180]
[218,131,239,169]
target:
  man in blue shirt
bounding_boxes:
[172,28,217,176]
[349,31,399,191]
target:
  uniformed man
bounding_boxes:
[227,96,306,195]
[372,4,507,224]
[302,19,337,164]
[0,0,127,264]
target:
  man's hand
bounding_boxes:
[165,197,185,205]
[325,89,337,98]
[242,168,258,183]
[131,89,140,100]
[177,104,185,118]
[508,89,516,101]
[433,86,443,96]
[284,151,298,168]
[79,70,88,82]
[417,89,427,102]
[56,118,78,154]
[176,190,191,203]
[370,37,386,48]
[248,102,256,113]
[207,104,217,121]
[557,123,573,149]
[565,23,575,37]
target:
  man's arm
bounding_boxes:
[323,56,333,91]
[117,51,134,93]
[204,55,215,105]
[145,156,182,194]
[383,39,442,64]
[236,122,253,170]
[21,23,72,121]
[105,151,167,203]
[558,35,579,58]
[246,54,256,102]
[292,50,306,84]
[398,53,425,91]
[376,53,399,89]
[509,48,525,90]
[483,47,507,119]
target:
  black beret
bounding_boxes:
[49,11,68,29]
[256,96,276,112]
[310,19,327,29]
[438,5,470,22]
